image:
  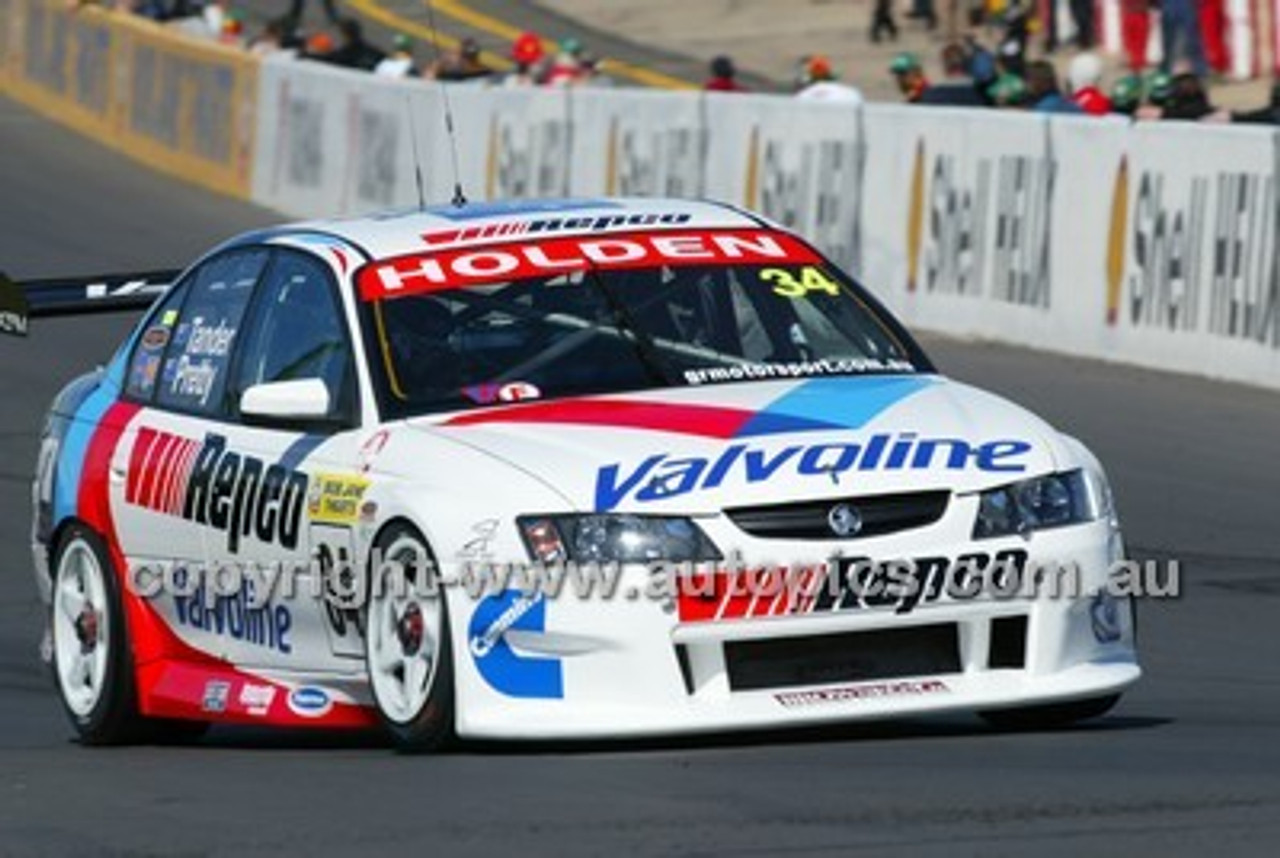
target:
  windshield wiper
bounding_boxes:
[581,267,673,387]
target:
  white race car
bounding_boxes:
[14,198,1139,750]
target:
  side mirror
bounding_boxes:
[240,379,331,423]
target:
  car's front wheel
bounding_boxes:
[364,523,454,752]
[50,525,143,744]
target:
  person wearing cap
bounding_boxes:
[987,73,1027,108]
[705,55,747,92]
[796,55,863,103]
[506,31,546,86]
[375,34,418,78]
[1067,53,1112,115]
[1109,74,1144,116]
[317,17,386,71]
[545,37,586,87]
[889,52,929,102]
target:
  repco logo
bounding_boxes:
[126,429,308,552]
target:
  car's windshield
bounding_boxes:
[360,237,925,418]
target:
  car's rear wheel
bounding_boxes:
[364,523,454,752]
[51,526,209,746]
[980,694,1121,731]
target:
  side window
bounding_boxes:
[124,286,187,402]
[153,249,266,416]
[231,251,355,424]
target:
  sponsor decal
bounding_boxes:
[202,680,232,713]
[678,550,1030,622]
[463,381,543,405]
[128,352,161,398]
[0,310,28,336]
[125,429,309,553]
[173,576,293,654]
[905,138,1055,307]
[1107,156,1278,346]
[140,325,170,351]
[239,682,277,716]
[358,230,820,300]
[775,679,950,708]
[597,434,1031,511]
[422,212,694,247]
[468,590,563,699]
[307,473,370,525]
[287,686,334,718]
[0,271,31,337]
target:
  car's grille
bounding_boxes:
[723,623,961,691]
[724,490,950,540]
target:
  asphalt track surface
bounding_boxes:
[2,94,1280,856]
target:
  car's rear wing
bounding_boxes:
[0,269,180,336]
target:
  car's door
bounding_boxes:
[210,247,370,672]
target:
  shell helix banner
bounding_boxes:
[0,0,257,198]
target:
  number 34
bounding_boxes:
[760,266,841,298]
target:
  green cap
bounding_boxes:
[1146,71,1173,105]
[986,72,1026,104]
[1110,73,1142,109]
[889,52,922,75]
[393,33,412,52]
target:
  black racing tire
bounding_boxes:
[363,522,455,753]
[979,693,1121,731]
[49,524,208,746]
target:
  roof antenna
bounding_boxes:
[405,93,427,211]
[423,0,468,208]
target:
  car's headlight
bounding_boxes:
[518,515,722,564]
[972,470,1101,539]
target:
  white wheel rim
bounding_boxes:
[52,540,111,718]
[366,536,444,725]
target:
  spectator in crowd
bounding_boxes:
[870,0,898,43]
[506,31,546,87]
[303,30,336,59]
[1160,72,1218,120]
[704,55,746,92]
[1120,0,1152,71]
[1230,81,1280,124]
[429,37,494,82]
[906,0,938,30]
[577,53,614,87]
[795,55,863,103]
[544,37,586,86]
[987,72,1027,108]
[1024,60,1084,113]
[1069,0,1095,49]
[889,52,930,102]
[249,16,300,56]
[286,0,340,27]
[1110,74,1144,116]
[915,41,985,105]
[1160,0,1208,78]
[1199,0,1230,76]
[374,34,418,78]
[1068,53,1112,115]
[997,1,1032,77]
[320,18,385,71]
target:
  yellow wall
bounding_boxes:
[0,0,258,198]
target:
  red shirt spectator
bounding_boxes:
[704,56,746,92]
[1073,87,1113,115]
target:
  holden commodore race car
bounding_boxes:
[8,198,1139,750]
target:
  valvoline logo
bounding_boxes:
[287,686,333,718]
[467,591,563,699]
[595,433,1031,511]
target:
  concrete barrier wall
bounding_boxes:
[0,0,257,197]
